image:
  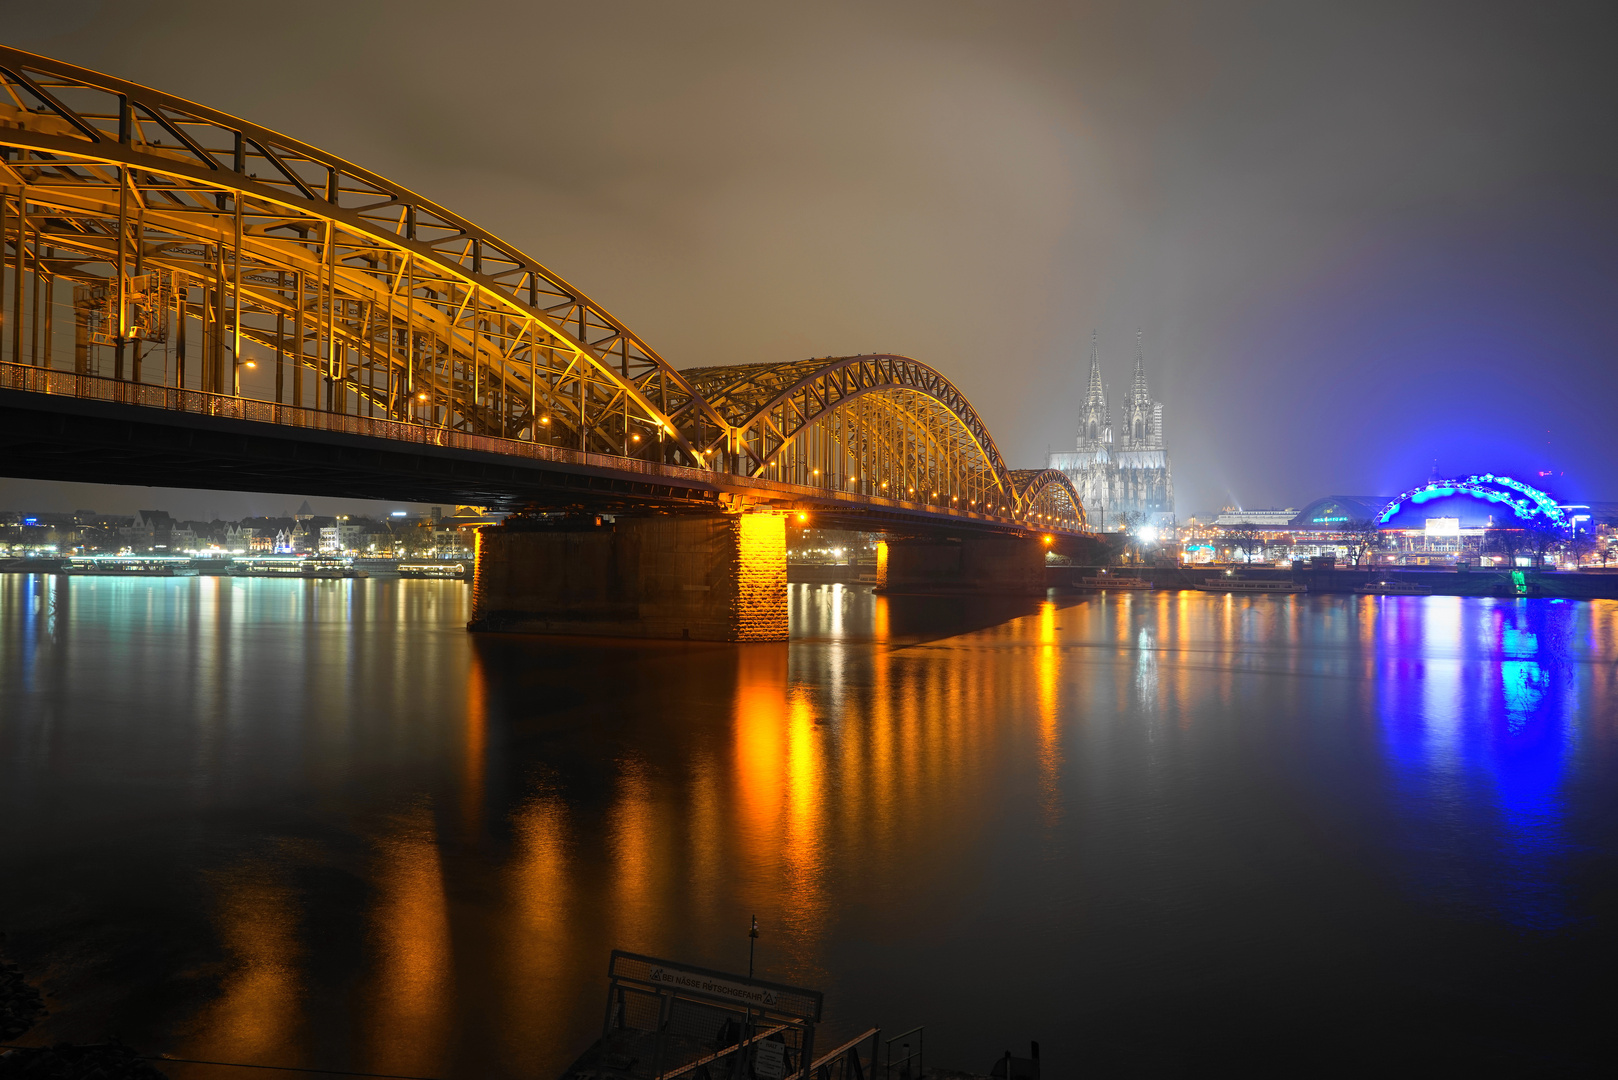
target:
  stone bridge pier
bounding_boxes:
[468,510,788,642]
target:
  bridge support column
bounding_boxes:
[468,510,787,642]
[875,535,1048,595]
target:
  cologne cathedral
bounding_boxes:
[1048,332,1176,529]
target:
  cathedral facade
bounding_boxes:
[1048,332,1176,529]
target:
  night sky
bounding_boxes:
[5,0,1617,517]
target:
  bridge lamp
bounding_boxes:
[418,393,429,401]
[243,360,257,369]
[540,417,550,425]
[1043,535,1054,545]
[797,512,808,523]
[631,434,641,442]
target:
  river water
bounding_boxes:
[3,575,1617,1075]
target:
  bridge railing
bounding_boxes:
[0,359,1077,532]
[0,357,704,476]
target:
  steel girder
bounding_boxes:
[0,45,726,465]
[1009,469,1087,529]
[0,47,1087,536]
[676,353,1084,526]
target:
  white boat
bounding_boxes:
[63,556,199,577]
[1077,575,1152,590]
[397,562,470,580]
[232,556,368,579]
[1355,580,1433,596]
[1195,576,1307,594]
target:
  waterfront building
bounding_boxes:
[121,509,177,550]
[1212,507,1301,528]
[319,517,365,554]
[1048,332,1175,529]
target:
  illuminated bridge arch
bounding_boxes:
[1008,469,1086,529]
[677,354,1083,528]
[0,45,726,464]
[1378,474,1570,531]
[0,47,1083,536]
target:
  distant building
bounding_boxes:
[319,520,364,553]
[1210,496,1391,531]
[1288,496,1389,531]
[1049,331,1175,529]
[122,509,177,550]
[1212,508,1301,528]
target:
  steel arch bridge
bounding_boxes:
[1377,474,1570,532]
[0,46,1083,535]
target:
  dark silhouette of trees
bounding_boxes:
[1225,526,1264,563]
[1344,519,1383,567]
[1525,519,1562,568]
[1485,527,1525,568]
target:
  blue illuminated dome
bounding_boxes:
[1378,474,1570,531]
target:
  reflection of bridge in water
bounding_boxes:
[0,47,1091,639]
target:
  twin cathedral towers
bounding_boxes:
[1048,331,1176,529]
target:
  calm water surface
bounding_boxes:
[3,576,1618,1074]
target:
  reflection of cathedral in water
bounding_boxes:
[1048,332,1175,528]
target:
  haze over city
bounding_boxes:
[5,0,1616,517]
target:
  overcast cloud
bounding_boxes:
[4,0,1616,516]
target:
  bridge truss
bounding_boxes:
[0,46,1084,534]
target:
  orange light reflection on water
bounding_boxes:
[463,651,488,836]
[189,866,303,1065]
[504,794,573,1058]
[1036,601,1063,826]
[366,808,452,1077]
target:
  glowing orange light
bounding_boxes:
[417,393,428,401]
[797,512,808,523]
[243,360,257,368]
[1043,534,1054,545]
[631,434,640,442]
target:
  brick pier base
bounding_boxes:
[468,511,787,642]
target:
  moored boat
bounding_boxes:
[232,556,368,579]
[397,562,470,580]
[1195,576,1307,594]
[63,556,200,577]
[1077,575,1152,590]
[1355,580,1433,596]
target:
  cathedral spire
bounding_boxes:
[1077,329,1110,450]
[1086,329,1106,407]
[1131,328,1150,401]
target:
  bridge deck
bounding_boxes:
[0,361,1057,534]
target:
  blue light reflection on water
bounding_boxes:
[1373,596,1581,929]
[5,577,1618,1073]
